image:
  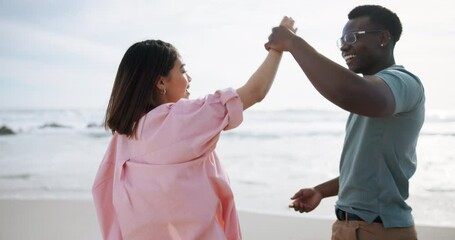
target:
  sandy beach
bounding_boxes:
[1,198,454,240]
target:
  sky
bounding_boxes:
[1,0,454,112]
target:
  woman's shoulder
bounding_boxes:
[136,88,242,140]
[164,88,240,113]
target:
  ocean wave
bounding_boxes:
[421,132,455,137]
[223,131,344,139]
[0,174,31,180]
[85,131,112,138]
[426,188,455,193]
[244,109,348,123]
[237,180,268,186]
[1,109,454,136]
[39,122,72,129]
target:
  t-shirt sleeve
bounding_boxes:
[376,69,424,114]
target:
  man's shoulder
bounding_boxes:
[378,65,420,81]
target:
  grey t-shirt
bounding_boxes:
[336,65,425,228]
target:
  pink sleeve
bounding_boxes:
[188,87,243,131]
[171,88,243,153]
[216,88,243,130]
[134,88,243,162]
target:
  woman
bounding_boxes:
[92,17,295,240]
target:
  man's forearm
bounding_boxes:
[314,177,339,198]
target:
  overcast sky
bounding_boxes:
[1,0,454,113]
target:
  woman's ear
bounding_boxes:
[151,76,166,106]
[156,76,166,92]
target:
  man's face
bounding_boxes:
[339,16,385,75]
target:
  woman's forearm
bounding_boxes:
[237,49,282,110]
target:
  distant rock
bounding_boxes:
[39,122,71,129]
[0,126,15,135]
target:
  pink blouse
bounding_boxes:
[92,88,243,240]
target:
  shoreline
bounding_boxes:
[1,198,454,240]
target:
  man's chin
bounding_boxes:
[347,65,361,74]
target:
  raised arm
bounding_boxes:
[265,26,395,117]
[237,17,296,110]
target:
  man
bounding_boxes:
[266,5,425,240]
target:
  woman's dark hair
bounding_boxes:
[348,5,402,43]
[104,40,178,138]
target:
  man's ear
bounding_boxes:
[380,31,392,46]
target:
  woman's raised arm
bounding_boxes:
[237,17,296,110]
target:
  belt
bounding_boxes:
[335,208,382,223]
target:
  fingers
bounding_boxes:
[290,193,299,200]
[264,31,275,50]
[266,19,296,52]
[264,27,279,51]
[289,189,316,213]
[290,189,305,200]
[280,16,294,27]
[289,200,311,213]
[279,16,297,33]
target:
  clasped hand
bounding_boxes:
[265,16,298,52]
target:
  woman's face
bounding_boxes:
[159,56,192,103]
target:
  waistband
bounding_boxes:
[335,208,382,223]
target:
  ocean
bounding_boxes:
[1,108,454,227]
